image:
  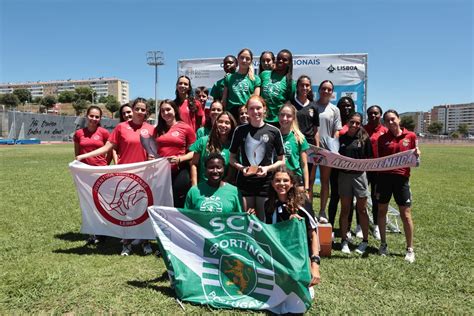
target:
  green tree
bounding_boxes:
[450,132,460,139]
[40,95,57,110]
[75,87,95,103]
[98,95,108,104]
[105,96,120,117]
[147,98,158,116]
[13,89,32,104]
[1,93,20,108]
[400,116,416,131]
[428,122,443,135]
[58,90,76,103]
[457,123,469,137]
[72,99,90,116]
[32,96,42,104]
[147,98,155,108]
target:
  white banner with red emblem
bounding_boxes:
[69,159,173,239]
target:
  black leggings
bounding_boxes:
[367,172,379,223]
[328,168,359,228]
[172,166,191,208]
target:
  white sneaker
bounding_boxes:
[309,286,315,299]
[355,241,368,255]
[346,231,353,242]
[318,211,328,224]
[379,243,388,256]
[405,247,415,263]
[142,242,153,255]
[331,232,335,242]
[341,240,351,254]
[121,243,132,256]
[372,225,381,240]
[355,225,363,239]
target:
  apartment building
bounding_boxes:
[399,111,433,134]
[431,103,474,134]
[0,77,129,105]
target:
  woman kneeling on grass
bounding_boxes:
[265,166,321,296]
[338,113,373,255]
[377,109,420,263]
[185,152,244,212]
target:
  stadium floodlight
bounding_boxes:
[146,51,165,121]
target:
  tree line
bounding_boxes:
[0,87,121,117]
[399,115,469,137]
[1,89,468,136]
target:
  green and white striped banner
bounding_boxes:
[148,206,313,313]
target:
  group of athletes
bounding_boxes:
[74,48,421,288]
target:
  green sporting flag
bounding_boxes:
[148,206,314,313]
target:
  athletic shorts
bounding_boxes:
[237,173,271,197]
[376,173,412,206]
[338,171,369,198]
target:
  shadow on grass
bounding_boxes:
[328,243,404,259]
[53,235,163,257]
[127,274,175,298]
[53,234,123,256]
[54,231,87,242]
[127,276,277,315]
[53,242,123,256]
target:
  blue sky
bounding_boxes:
[1,0,472,113]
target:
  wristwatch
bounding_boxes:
[310,255,321,265]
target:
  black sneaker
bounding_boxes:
[95,235,106,244]
[85,235,97,246]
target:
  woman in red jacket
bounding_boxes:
[363,105,388,240]
[377,109,420,263]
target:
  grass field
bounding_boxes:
[0,144,473,314]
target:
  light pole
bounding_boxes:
[146,51,164,122]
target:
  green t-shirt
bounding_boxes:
[282,131,309,178]
[189,136,231,183]
[259,70,296,123]
[184,182,243,213]
[224,72,261,110]
[210,77,226,101]
[196,126,211,139]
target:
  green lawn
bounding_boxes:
[0,144,473,314]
